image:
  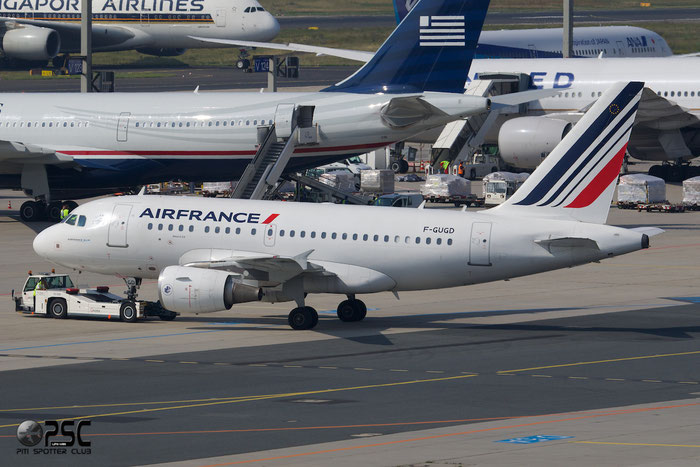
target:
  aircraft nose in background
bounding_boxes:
[262,13,280,40]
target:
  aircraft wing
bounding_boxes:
[0,17,136,49]
[180,248,331,285]
[188,36,374,62]
[634,87,700,130]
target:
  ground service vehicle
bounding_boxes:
[13,273,176,322]
[374,193,424,208]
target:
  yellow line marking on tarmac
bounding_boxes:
[111,358,129,361]
[679,381,699,384]
[145,360,164,363]
[497,350,700,374]
[569,376,588,380]
[0,374,479,429]
[390,369,408,372]
[319,366,337,369]
[531,375,552,378]
[354,368,373,371]
[179,361,197,364]
[606,378,625,381]
[248,364,267,367]
[642,380,662,383]
[572,441,700,448]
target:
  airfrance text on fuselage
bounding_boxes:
[140,208,279,224]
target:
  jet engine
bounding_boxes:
[498,117,573,169]
[136,47,187,57]
[158,266,262,313]
[2,26,60,61]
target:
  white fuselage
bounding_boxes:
[0,91,487,190]
[0,0,279,53]
[34,195,646,294]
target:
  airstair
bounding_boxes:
[232,105,317,200]
[431,73,531,170]
[285,173,373,205]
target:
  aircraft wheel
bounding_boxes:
[288,306,318,330]
[46,202,62,222]
[20,201,44,222]
[337,299,367,322]
[120,301,138,323]
[399,159,409,174]
[390,161,401,173]
[48,298,68,319]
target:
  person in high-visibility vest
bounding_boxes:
[440,160,450,174]
[33,279,46,311]
[60,204,70,220]
[457,162,465,178]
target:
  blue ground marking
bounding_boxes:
[496,435,574,444]
[0,330,224,352]
[667,297,700,304]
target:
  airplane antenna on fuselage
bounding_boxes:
[194,86,200,94]
[137,186,146,196]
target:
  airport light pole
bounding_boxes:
[80,0,92,93]
[562,0,573,58]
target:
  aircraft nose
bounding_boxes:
[263,13,280,39]
[33,227,54,259]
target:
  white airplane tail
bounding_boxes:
[493,81,643,224]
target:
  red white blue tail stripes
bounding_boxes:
[496,81,643,224]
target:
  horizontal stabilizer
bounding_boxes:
[536,237,599,251]
[629,227,665,237]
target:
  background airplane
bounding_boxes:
[0,0,279,66]
[393,0,672,58]
[2,0,535,222]
[32,81,660,330]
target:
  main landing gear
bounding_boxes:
[286,296,368,330]
[19,200,78,222]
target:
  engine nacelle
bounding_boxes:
[136,47,187,57]
[498,117,573,169]
[158,266,261,313]
[3,26,60,61]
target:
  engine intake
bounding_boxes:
[498,117,573,169]
[3,26,60,61]
[158,266,261,313]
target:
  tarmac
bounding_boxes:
[0,176,700,466]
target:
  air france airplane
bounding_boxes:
[2,0,526,222]
[0,0,279,65]
[33,81,661,330]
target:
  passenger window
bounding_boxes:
[236,227,241,234]
[78,215,86,227]
[179,225,184,232]
[168,224,173,231]
[405,236,410,243]
[415,237,421,244]
[158,224,163,231]
[352,233,358,240]
[342,233,347,240]
[189,225,194,232]
[300,231,306,238]
[310,232,316,238]
[290,230,295,238]
[363,234,368,241]
[205,226,210,233]
[251,228,256,235]
[394,235,400,243]
[447,239,453,245]
[426,237,431,245]
[384,235,389,242]
[280,229,285,237]
[321,232,326,239]
[436,238,442,245]
[148,223,153,230]
[225,227,230,234]
[215,226,220,233]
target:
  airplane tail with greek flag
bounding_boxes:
[492,81,644,224]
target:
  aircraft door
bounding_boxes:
[274,104,296,139]
[468,222,492,266]
[215,9,226,27]
[107,204,132,248]
[616,41,626,57]
[264,224,277,247]
[117,112,130,142]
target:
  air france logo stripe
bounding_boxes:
[419,15,465,47]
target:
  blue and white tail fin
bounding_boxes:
[324,0,489,94]
[493,81,644,224]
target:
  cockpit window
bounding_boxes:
[78,215,87,227]
[256,7,264,11]
[244,6,251,12]
[65,214,77,225]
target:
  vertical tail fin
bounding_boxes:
[493,81,644,224]
[324,0,489,94]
